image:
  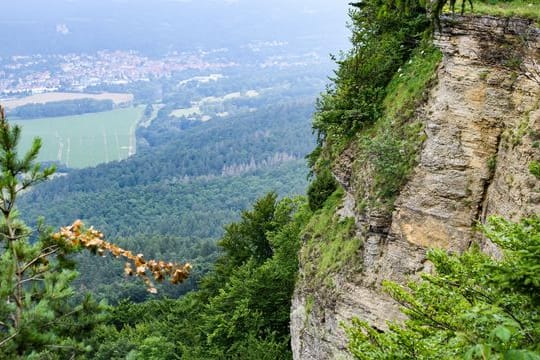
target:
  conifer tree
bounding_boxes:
[0,105,99,358]
[0,105,191,358]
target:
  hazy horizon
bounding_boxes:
[2,0,351,56]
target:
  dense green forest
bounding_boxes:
[1,116,539,358]
[15,63,326,301]
[11,98,116,119]
[18,100,315,300]
[83,193,310,359]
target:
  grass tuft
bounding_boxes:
[300,188,361,285]
[473,0,540,23]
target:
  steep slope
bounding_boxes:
[291,15,540,359]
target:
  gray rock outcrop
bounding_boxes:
[291,15,540,359]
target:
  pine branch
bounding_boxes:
[0,331,19,348]
[18,245,60,274]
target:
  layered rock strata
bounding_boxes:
[291,15,540,360]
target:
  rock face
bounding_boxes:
[291,15,540,359]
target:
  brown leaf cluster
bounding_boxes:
[53,220,191,293]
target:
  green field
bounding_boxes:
[13,106,144,168]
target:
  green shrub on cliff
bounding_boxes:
[307,169,338,211]
[347,216,540,359]
[312,0,429,145]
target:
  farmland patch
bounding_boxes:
[13,106,144,168]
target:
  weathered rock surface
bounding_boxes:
[291,15,540,359]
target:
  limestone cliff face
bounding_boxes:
[291,15,540,359]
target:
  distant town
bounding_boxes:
[0,49,237,96]
[0,43,325,98]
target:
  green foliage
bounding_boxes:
[192,196,308,358]
[85,194,310,359]
[218,192,281,266]
[353,43,441,211]
[312,0,429,144]
[427,0,540,30]
[529,160,540,179]
[429,0,540,30]
[504,116,531,148]
[0,110,105,358]
[431,0,474,31]
[347,216,540,359]
[310,4,441,215]
[488,155,497,173]
[307,168,338,211]
[357,124,423,208]
[12,64,327,304]
[127,336,177,360]
[382,43,442,122]
[19,102,314,302]
[301,189,360,283]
